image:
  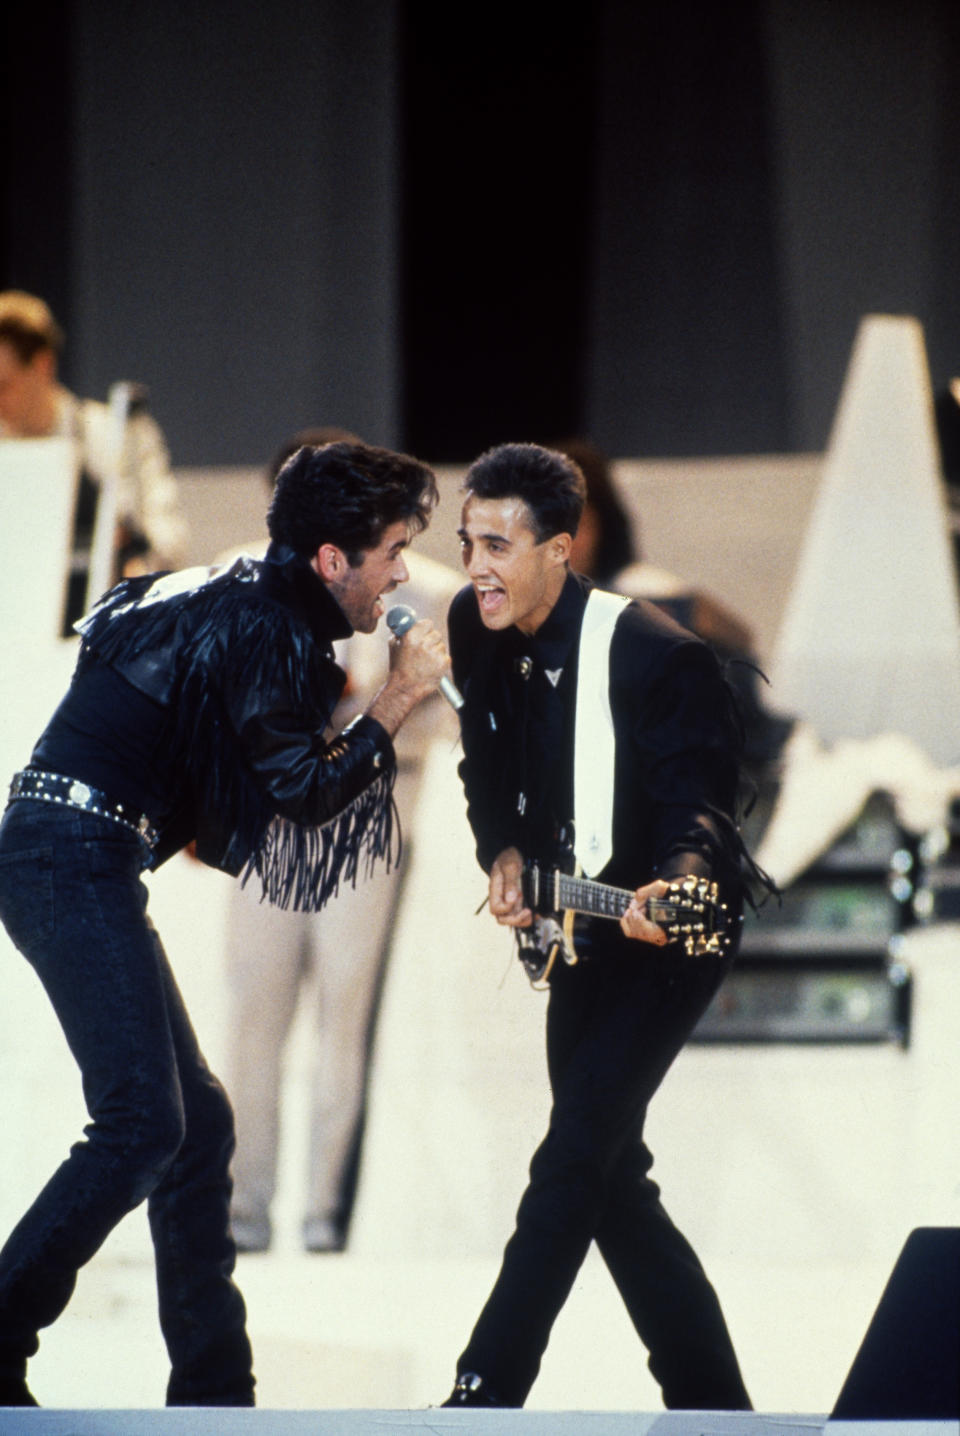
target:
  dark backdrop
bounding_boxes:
[3,0,959,466]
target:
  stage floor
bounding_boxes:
[4,1409,941,1435]
[3,1411,959,1436]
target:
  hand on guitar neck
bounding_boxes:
[620,879,672,946]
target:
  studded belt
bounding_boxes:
[8,768,159,850]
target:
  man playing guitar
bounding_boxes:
[441,442,771,1412]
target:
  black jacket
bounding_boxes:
[449,573,751,948]
[74,542,396,908]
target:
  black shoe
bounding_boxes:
[441,1371,503,1407]
[0,1375,38,1406]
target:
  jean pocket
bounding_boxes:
[81,827,144,879]
[0,845,55,952]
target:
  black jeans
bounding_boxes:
[456,937,751,1409]
[0,801,254,1405]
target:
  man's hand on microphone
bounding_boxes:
[366,618,452,737]
[388,618,448,690]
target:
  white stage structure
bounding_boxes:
[770,314,960,766]
[0,438,76,646]
[0,440,80,783]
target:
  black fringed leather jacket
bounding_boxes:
[66,542,396,909]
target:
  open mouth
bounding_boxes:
[475,583,506,616]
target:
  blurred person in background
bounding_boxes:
[0,290,188,629]
[557,437,789,768]
[222,431,461,1254]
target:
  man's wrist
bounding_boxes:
[365,675,430,737]
[339,714,396,773]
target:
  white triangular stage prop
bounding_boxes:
[770,314,960,767]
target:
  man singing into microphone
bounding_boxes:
[0,440,450,1408]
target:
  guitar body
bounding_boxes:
[517,857,734,986]
[515,911,577,987]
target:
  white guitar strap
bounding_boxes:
[573,588,630,876]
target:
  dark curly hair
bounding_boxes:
[267,441,439,565]
[462,442,585,543]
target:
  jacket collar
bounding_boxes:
[263,541,353,646]
[504,569,589,673]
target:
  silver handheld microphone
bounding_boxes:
[386,604,464,711]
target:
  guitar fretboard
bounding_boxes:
[556,873,632,919]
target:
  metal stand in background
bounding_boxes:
[83,381,131,613]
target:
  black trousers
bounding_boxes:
[0,801,254,1405]
[456,937,751,1409]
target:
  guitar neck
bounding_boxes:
[555,872,632,920]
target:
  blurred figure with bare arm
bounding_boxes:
[0,290,188,629]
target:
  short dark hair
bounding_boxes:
[463,442,585,543]
[267,441,438,564]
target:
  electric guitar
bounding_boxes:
[516,861,734,986]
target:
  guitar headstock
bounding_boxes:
[646,875,731,956]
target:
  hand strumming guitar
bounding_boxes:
[489,846,533,928]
